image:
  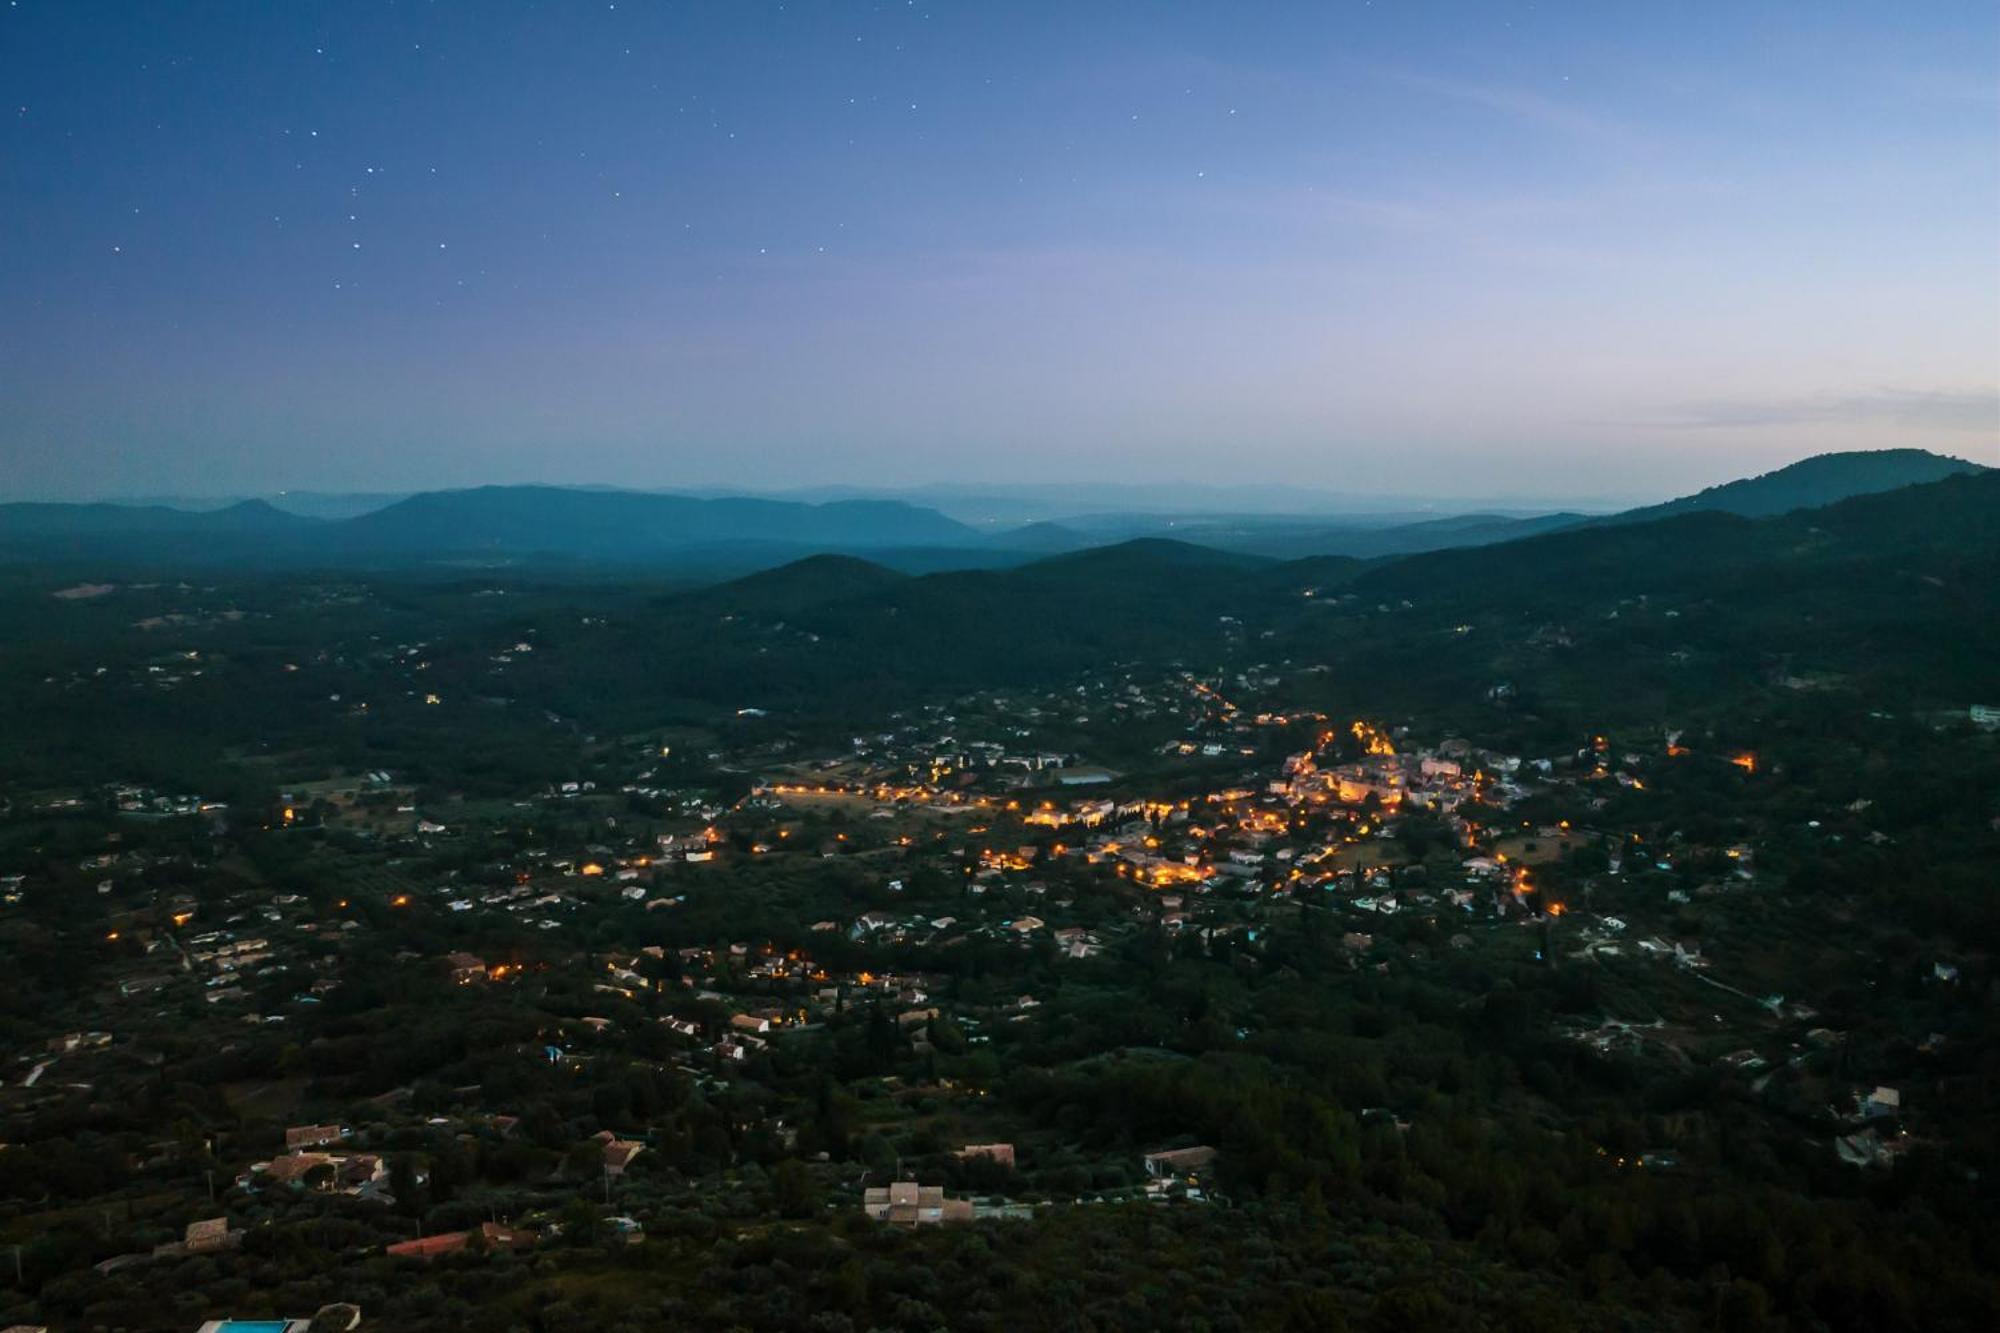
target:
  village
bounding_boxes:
[2,644,1961,1323]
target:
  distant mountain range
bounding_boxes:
[0,448,1984,571]
[326,485,976,556]
[0,485,976,568]
[598,465,1999,717]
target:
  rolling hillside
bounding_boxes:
[1605,448,1986,524]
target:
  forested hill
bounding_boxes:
[1604,447,1986,524]
[1359,468,2000,606]
[0,498,316,560]
[550,471,2000,733]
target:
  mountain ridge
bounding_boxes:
[0,448,1986,570]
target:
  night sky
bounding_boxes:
[3,2,1994,502]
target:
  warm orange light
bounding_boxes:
[1730,753,1757,774]
[391,894,411,908]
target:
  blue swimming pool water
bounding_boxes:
[216,1323,292,1333]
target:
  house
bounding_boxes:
[955,1143,1015,1168]
[387,1222,534,1259]
[1862,1086,1901,1119]
[183,1217,235,1253]
[45,1031,112,1054]
[1834,1129,1901,1169]
[863,1181,974,1225]
[1143,1145,1218,1179]
[261,1152,339,1188]
[594,1131,646,1176]
[850,911,898,940]
[285,1123,348,1151]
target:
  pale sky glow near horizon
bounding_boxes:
[2,1,1995,504]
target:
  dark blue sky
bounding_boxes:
[3,1,1994,501]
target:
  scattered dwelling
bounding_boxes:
[897,1006,941,1030]
[1143,1145,1218,1179]
[593,1129,646,1177]
[285,1123,348,1151]
[180,1216,240,1256]
[1862,1086,1902,1120]
[184,1217,235,1254]
[45,1031,112,1054]
[261,1152,340,1189]
[1835,1129,1903,1169]
[955,1142,1016,1168]
[148,1216,243,1259]
[446,952,488,985]
[863,1181,973,1225]
[605,1215,647,1245]
[386,1222,534,1259]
